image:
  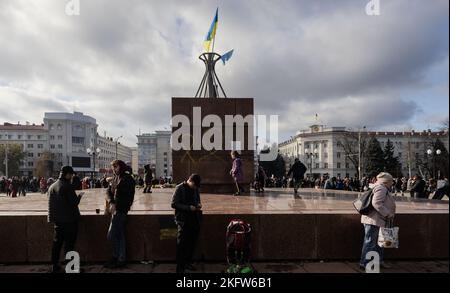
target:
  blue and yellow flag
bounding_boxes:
[221,49,234,65]
[203,8,218,52]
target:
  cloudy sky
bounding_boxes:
[0,0,448,146]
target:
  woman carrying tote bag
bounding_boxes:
[359,172,396,271]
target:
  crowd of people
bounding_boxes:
[253,158,449,200]
[0,171,173,197]
[1,153,448,274]
[0,176,46,197]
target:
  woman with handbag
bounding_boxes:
[359,172,396,271]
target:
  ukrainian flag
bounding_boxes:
[203,8,218,52]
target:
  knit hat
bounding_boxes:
[377,172,393,184]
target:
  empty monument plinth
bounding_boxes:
[171,97,254,193]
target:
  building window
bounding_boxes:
[324,153,328,158]
[27,135,32,139]
[27,144,34,148]
[72,137,84,144]
[337,162,341,169]
[37,144,43,149]
[323,143,328,149]
[28,153,33,157]
[38,153,41,157]
[57,124,62,130]
[18,135,22,139]
[58,135,63,140]
[345,163,350,169]
[50,135,55,140]
[28,162,34,167]
[49,124,54,130]
[37,135,42,139]
[307,163,312,169]
[337,152,341,159]
[50,144,55,149]
[324,163,329,169]
[315,163,319,169]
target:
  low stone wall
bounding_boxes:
[0,213,447,263]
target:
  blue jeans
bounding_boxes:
[360,224,384,267]
[107,212,127,262]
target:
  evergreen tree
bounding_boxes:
[432,138,449,179]
[383,139,402,177]
[364,137,385,177]
[259,149,286,178]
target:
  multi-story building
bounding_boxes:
[131,147,139,175]
[43,111,98,176]
[1,112,135,178]
[136,130,172,178]
[0,122,49,177]
[96,134,133,174]
[279,125,449,179]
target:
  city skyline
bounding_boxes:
[0,0,448,147]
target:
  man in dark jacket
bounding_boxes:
[171,174,202,273]
[48,166,83,273]
[287,158,307,195]
[410,175,427,199]
[71,173,82,190]
[143,164,153,193]
[104,160,136,269]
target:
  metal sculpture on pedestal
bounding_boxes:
[195,52,227,98]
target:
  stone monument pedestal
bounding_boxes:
[172,97,254,194]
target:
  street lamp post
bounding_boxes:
[305,149,315,179]
[114,135,123,160]
[87,147,101,188]
[427,148,442,179]
[358,126,366,182]
[4,133,9,178]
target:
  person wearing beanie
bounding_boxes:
[47,165,84,273]
[171,174,202,273]
[359,172,396,271]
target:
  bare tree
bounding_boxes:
[336,128,371,178]
[34,151,55,178]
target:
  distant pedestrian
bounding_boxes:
[230,151,245,196]
[143,164,153,194]
[410,175,427,199]
[287,158,307,195]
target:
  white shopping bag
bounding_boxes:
[378,226,399,248]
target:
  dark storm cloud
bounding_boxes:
[0,0,448,146]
